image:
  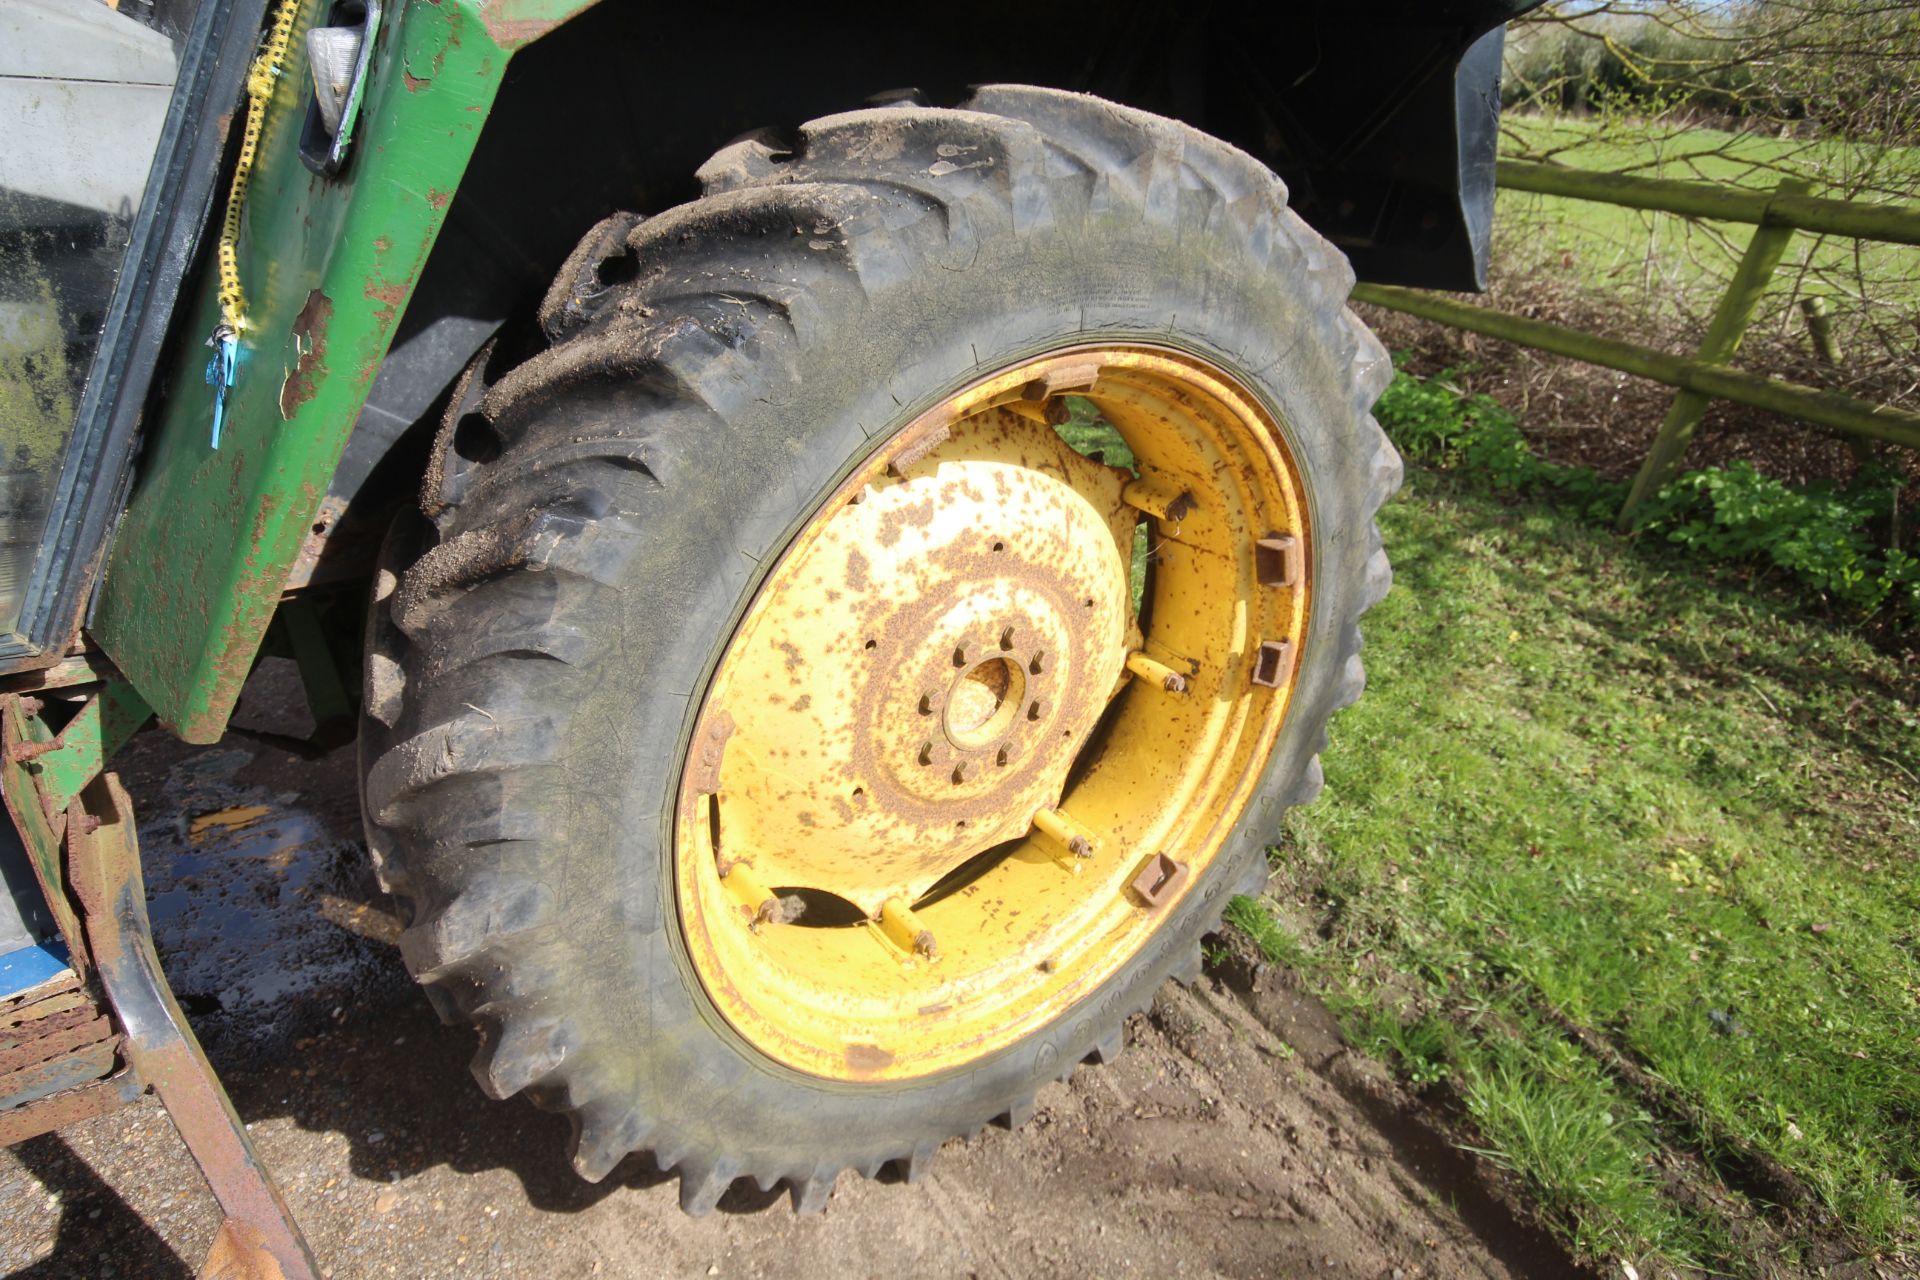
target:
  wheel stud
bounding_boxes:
[1033,806,1097,860]
[1125,650,1189,693]
[879,897,938,961]
[999,626,1016,650]
[1122,478,1194,522]
[918,693,935,716]
[951,762,968,784]
[723,862,780,929]
[918,741,934,765]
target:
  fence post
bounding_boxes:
[1618,177,1811,526]
[1798,296,1875,470]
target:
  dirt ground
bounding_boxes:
[0,664,1581,1278]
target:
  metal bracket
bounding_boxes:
[67,773,320,1280]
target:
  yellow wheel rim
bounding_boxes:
[674,346,1312,1081]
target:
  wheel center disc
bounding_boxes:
[692,412,1134,916]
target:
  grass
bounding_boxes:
[1229,465,1920,1274]
[1496,115,1920,315]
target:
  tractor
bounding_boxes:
[1,1,1532,1273]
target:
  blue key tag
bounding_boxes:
[205,324,238,448]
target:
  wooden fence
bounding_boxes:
[1351,158,1920,525]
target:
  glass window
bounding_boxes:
[0,0,192,640]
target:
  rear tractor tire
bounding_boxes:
[359,85,1398,1215]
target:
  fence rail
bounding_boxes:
[1495,159,1920,246]
[1354,161,1920,524]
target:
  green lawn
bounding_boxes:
[1495,115,1920,316]
[1229,466,1920,1274]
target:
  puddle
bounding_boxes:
[129,742,410,1061]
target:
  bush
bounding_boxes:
[1634,461,1920,617]
[1374,364,1918,629]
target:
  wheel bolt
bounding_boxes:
[999,626,1016,650]
[919,693,935,716]
[1033,807,1097,861]
[951,762,968,784]
[918,741,934,765]
[1126,650,1189,693]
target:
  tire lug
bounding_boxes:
[1255,533,1302,588]
[1250,639,1294,689]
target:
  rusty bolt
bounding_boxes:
[951,762,968,784]
[918,693,936,716]
[918,741,934,766]
[1126,651,1189,694]
[1029,651,1046,675]
[7,740,58,764]
[999,626,1016,650]
[75,814,102,836]
[952,644,968,667]
[1027,699,1044,721]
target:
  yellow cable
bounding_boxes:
[215,0,305,333]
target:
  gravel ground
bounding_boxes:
[1,662,1578,1278]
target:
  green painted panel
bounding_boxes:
[90,0,596,743]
